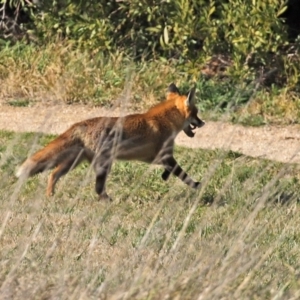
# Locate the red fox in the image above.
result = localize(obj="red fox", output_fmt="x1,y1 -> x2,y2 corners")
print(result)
16,83 -> 205,200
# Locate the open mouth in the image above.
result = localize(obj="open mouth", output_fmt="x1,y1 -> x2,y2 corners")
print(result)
189,124 -> 198,136
183,121 -> 205,138
183,124 -> 198,137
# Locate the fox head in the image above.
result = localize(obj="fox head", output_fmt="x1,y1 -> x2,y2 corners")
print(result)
167,83 -> 205,137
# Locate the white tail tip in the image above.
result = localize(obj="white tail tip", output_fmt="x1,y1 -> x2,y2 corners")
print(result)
16,165 -> 26,178
15,159 -> 34,179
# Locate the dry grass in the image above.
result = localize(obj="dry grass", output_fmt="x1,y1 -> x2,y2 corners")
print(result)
235,89 -> 300,126
1,42 -> 300,299
1,43 -> 300,126
0,43 -> 185,110
1,130 -> 300,299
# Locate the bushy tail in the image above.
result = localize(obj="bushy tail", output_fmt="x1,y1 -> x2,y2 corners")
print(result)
16,130 -> 80,179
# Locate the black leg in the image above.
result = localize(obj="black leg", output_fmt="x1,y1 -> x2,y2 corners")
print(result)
161,169 -> 171,181
95,168 -> 108,195
163,156 -> 200,189
93,140 -> 113,200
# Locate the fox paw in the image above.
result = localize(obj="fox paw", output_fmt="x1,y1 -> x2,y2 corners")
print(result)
193,182 -> 201,189
98,192 -> 112,201
46,190 -> 54,197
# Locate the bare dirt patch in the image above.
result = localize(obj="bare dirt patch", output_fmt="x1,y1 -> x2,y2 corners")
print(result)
1,103 -> 300,164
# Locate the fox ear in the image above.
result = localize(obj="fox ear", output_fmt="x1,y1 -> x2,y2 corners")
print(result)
167,83 -> 180,95
185,86 -> 196,107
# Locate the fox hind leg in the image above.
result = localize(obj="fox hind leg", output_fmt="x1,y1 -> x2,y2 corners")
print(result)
47,148 -> 93,196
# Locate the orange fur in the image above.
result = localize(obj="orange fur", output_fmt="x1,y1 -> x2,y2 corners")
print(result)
16,83 -> 205,200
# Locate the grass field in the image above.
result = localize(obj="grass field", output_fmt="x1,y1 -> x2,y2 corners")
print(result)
1,43 -> 300,127
1,129 -> 300,299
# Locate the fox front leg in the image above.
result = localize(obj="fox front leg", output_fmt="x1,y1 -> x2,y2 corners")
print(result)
161,169 -> 171,181
93,149 -> 113,201
95,173 -> 111,200
162,156 -> 201,189
94,162 -> 112,201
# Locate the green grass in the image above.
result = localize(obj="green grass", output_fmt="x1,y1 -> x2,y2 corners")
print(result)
1,43 -> 300,126
7,99 -> 31,107
1,129 -> 300,299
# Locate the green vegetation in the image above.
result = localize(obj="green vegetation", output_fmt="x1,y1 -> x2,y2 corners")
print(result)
0,0 -> 300,125
0,0 -> 288,57
1,130 -> 300,298
1,2 -> 300,297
